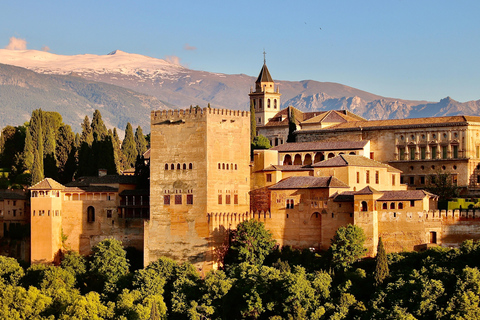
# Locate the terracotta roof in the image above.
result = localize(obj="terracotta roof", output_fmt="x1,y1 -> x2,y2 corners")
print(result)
355,186 -> 382,195
299,115 -> 480,133
0,191 -> 27,200
332,191 -> 355,202
269,176 -> 349,189
377,190 -> 438,201
256,64 -> 274,83
264,108 -> 366,128
263,165 -> 313,172
271,141 -> 368,152
30,178 -> 65,190
64,186 -> 118,193
312,155 -> 402,172
119,189 -> 149,196
66,175 -> 138,187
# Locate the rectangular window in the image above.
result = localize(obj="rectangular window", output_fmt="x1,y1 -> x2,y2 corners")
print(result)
266,174 -> 272,182
431,146 -> 437,159
375,171 -> 379,184
175,195 -> 182,205
356,172 -> 360,183
477,146 -> 480,158
477,175 -> 480,184
226,195 -> 231,205
218,195 -> 222,205
452,175 -> 458,186
187,194 -> 193,205
392,175 -> 396,186
442,146 -> 448,159
421,147 -> 426,160
409,176 -> 415,185
399,148 -> 405,160
410,147 -> 415,160
453,145 -> 458,158
106,210 -> 112,218
234,194 -> 238,205
370,152 -> 374,160
420,176 -> 425,184
164,195 -> 170,205
366,170 -> 370,184
12,210 -> 16,217
410,200 -> 415,207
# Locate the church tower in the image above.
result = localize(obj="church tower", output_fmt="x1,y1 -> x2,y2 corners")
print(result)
249,56 -> 281,127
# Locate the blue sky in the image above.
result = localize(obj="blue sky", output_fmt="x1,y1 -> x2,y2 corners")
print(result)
2,0 -> 480,102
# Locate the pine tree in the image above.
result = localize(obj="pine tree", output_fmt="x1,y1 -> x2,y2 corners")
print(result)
112,128 -> 125,173
374,237 -> 389,286
287,106 -> 296,143
134,126 -> 148,157
29,110 -> 44,178
91,110 -> 108,142
80,116 -> 93,146
122,123 -> 137,169
250,101 -> 256,144
23,129 -> 34,172
56,125 -> 76,182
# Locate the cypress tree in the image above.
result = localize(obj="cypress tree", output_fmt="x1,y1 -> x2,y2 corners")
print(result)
31,149 -> 44,185
56,125 -> 75,182
250,101 -> 256,144
287,106 -> 297,143
91,110 -> 108,142
80,116 -> 93,146
23,129 -> 34,172
122,123 -> 137,169
112,128 -> 125,173
374,237 -> 389,286
134,126 -> 148,157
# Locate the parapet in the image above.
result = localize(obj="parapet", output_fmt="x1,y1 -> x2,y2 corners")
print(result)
151,107 -> 250,123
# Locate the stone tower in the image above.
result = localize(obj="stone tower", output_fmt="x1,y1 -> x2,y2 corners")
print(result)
30,178 -> 64,264
249,60 -> 281,127
146,108 -> 251,273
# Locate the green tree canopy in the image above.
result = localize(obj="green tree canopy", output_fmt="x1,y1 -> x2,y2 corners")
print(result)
374,237 -> 389,286
122,123 -> 137,169
329,224 -> 367,272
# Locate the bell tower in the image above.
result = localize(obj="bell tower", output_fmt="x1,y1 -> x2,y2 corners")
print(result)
249,53 -> 281,127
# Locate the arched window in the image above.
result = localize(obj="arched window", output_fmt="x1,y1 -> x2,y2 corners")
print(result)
328,153 -> 335,159
267,99 -> 271,108
226,164 -> 229,170
183,163 -> 187,170
382,203 -> 387,209
390,202 -> 395,209
235,164 -> 237,170
304,154 -> 312,166
177,163 -> 181,170
87,206 -> 95,222
231,163 -> 233,170
189,163 -> 193,169
314,152 -> 324,163
398,202 -> 403,209
293,154 -> 302,165
218,163 -> 221,169
171,164 -> 175,170
274,99 -> 277,109
283,155 -> 292,165
259,99 -> 263,110
361,201 -> 368,212
222,163 -> 225,169
165,164 -> 168,170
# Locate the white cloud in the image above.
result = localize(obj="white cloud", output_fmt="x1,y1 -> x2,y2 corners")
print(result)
41,46 -> 51,52
5,36 -> 27,50
184,43 -> 197,51
165,55 -> 182,66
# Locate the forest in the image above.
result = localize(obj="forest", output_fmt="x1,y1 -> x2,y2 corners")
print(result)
1,220 -> 480,319
0,109 -> 149,188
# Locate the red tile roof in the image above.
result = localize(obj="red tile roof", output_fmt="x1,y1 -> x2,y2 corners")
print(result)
271,141 -> 368,152
269,176 -> 349,189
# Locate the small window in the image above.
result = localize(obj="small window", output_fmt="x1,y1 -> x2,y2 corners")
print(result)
165,164 -> 169,170
177,163 -> 181,170
218,163 -> 221,169
218,195 -> 222,205
87,206 -> 95,223
410,200 -> 415,207
390,202 -> 395,209
361,201 -> 368,211
187,194 -> 193,205
171,164 -> 175,170
375,171 -> 379,184
164,195 -> 170,205
189,163 -> 193,169
107,210 -> 112,218
234,194 -> 238,205
266,174 -> 272,182
366,171 -> 370,184
226,195 -> 231,205
356,172 -> 360,183
398,202 -> 403,209
183,163 -> 187,170
175,195 -> 182,205
226,164 -> 229,170
392,175 -> 396,186
13,201 -> 16,206
382,203 -> 387,209
235,164 -> 237,170
222,163 -> 225,170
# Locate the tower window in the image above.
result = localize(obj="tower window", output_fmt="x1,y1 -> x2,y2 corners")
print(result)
274,99 -> 277,109
187,194 -> 193,205
87,206 -> 95,223
189,163 -> 193,169
267,99 -> 271,108
175,195 -> 182,205
183,163 -> 187,170
164,195 -> 170,205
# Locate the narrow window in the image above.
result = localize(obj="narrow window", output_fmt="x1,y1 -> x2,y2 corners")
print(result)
218,163 -> 221,169
187,194 -> 193,205
107,210 -> 112,218
382,203 -> 387,209
266,174 -> 272,182
356,172 -> 360,183
218,195 -> 222,205
189,163 -> 193,169
392,175 -> 396,186
366,171 -> 370,184
375,171 -> 379,184
226,164 -> 229,170
420,176 -> 425,184
398,202 -> 403,209
430,231 -> 437,244
410,147 -> 415,160
390,202 -> 395,209
361,201 -> 368,211
370,152 -> 374,160
409,176 -> 415,185
410,200 -> 415,207
164,195 -> 170,205
165,164 -> 169,170
421,147 -> 426,159
431,146 -> 437,159
175,195 -> 182,205
453,145 -> 458,158
226,195 -> 231,205
234,194 -> 238,205
222,163 -> 225,170
171,164 -> 175,170
399,148 -> 405,160
177,163 -> 181,170
442,146 -> 448,159
235,164 -> 237,170
183,163 -> 187,170
87,206 -> 95,222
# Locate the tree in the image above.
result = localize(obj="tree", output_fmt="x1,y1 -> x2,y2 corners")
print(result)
225,219 -> 276,267
91,110 -> 108,142
31,149 -> 44,185
23,128 -> 34,173
287,106 -> 297,143
122,123 -> 137,169
79,116 -> 93,146
252,135 -> 271,150
0,256 -> 24,286
374,237 -> 389,286
329,224 -> 366,272
89,238 -> 129,295
134,125 -> 148,157
425,170 -> 459,200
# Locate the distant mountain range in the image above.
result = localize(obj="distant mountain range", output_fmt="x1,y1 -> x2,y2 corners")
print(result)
1,49 -> 479,132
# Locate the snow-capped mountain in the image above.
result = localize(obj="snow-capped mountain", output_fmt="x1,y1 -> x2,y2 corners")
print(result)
1,48 -> 480,132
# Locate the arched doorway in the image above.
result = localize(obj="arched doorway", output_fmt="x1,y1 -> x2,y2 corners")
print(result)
304,154 -> 312,166
293,154 -> 302,165
283,154 -> 292,165
314,152 -> 324,163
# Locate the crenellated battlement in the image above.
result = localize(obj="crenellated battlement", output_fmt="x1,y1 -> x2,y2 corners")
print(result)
151,107 -> 250,123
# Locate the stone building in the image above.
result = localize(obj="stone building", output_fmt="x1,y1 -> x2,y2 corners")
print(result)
146,108 -> 251,272
0,190 -> 29,260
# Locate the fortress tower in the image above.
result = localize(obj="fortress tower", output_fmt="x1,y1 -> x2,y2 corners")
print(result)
249,58 -> 281,127
146,108 -> 251,272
